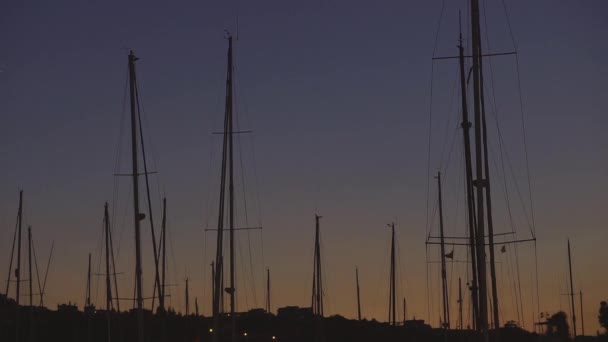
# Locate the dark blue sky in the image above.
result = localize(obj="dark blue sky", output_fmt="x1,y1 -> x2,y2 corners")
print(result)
1,0 -> 606,332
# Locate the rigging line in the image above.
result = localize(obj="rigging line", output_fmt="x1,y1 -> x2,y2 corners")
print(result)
533,240 -> 541,330
499,2 -> 536,237
426,0 -> 446,238
319,229 -> 331,314
202,229 -> 209,316
233,84 -> 258,308
115,180 -> 133,258
135,80 -> 162,311
506,243 -> 520,325
432,0 -> 446,58
425,62 -> 435,238
168,218 -> 180,311
234,62 -> 266,302
41,241 -> 54,306
480,66 -> 533,236
374,230 -> 391,320
479,2 -> 520,239
514,54 -> 536,236
4,204 -> 18,296
513,242 -> 525,328
112,67 -> 130,252
135,79 -> 165,217
438,67 -> 462,174
234,209 -> 251,310
487,138 -> 516,234
108,210 -> 121,312
93,216 -> 105,306
31,238 -> 42,303
481,0 -> 535,238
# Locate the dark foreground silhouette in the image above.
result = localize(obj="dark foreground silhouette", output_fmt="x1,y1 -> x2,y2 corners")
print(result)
1,295 -> 606,342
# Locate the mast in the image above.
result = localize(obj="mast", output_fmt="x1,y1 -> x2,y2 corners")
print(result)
211,262 -> 215,317
86,253 -> 91,308
437,172 -> 450,329
16,191 -> 23,306
160,197 -> 167,312
458,13 -> 479,330
227,34 -> 236,342
356,268 -> 361,321
388,222 -> 396,326
403,298 -> 406,325
195,298 -> 199,316
128,50 -> 145,342
212,34 -> 235,342
104,203 -> 112,342
266,269 -> 271,314
458,277 -> 463,330
470,0 -> 489,339
568,240 -> 577,337
28,227 -> 33,307
185,278 -> 189,316
579,290 -> 584,336
312,214 -> 324,317
40,241 -> 54,307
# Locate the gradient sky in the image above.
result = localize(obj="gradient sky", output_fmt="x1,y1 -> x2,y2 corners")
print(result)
1,0 -> 606,335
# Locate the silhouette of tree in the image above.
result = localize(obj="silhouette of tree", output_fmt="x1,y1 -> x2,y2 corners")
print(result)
546,311 -> 569,341
599,301 -> 608,333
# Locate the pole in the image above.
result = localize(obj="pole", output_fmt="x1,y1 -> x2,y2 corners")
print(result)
579,291 -> 584,336
470,0 -> 489,339
211,262 -> 215,317
458,277 -> 463,330
185,278 -> 189,316
437,172 -> 450,329
160,198 -> 167,312
568,240 -> 577,337
356,268 -> 361,321
388,223 -> 397,326
226,34 -> 237,342
266,269 -> 271,314
16,191 -> 23,306
313,214 -> 323,317
104,203 -> 112,342
403,298 -> 406,325
213,34 -> 234,342
128,50 -> 145,342
458,14 -> 479,330
28,227 -> 33,307
86,253 -> 91,307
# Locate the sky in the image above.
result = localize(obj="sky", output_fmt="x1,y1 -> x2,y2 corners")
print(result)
1,0 -> 607,335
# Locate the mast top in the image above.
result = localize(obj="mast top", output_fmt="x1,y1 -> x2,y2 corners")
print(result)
129,50 -> 139,62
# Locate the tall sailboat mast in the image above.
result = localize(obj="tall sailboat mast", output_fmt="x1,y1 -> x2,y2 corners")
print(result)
185,277 -> 189,316
388,222 -> 396,326
437,172 -> 450,329
458,277 -> 463,330
160,197 -> 167,312
568,240 -> 577,337
128,50 -> 145,342
356,267 -> 361,321
16,191 -> 23,305
266,269 -> 271,314
28,226 -> 33,307
5,191 -> 23,301
104,203 -> 113,342
457,14 -> 479,331
212,33 -> 236,342
312,214 -> 324,317
579,290 -> 584,336
85,253 -> 92,308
